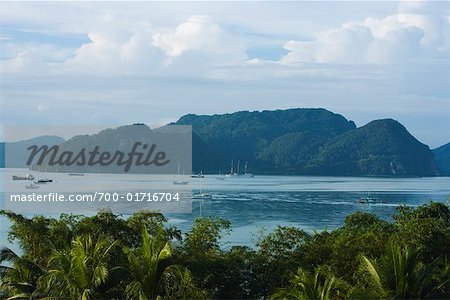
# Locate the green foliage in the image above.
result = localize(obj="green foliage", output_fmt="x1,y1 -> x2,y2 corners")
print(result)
0,202 -> 448,299
123,226 -> 179,300
182,217 -> 231,256
254,226 -> 311,296
393,202 -> 450,262
270,268 -> 349,300
0,247 -> 44,298
329,213 -> 394,282
37,235 -> 119,299
0,209 -> 202,299
358,241 -> 449,299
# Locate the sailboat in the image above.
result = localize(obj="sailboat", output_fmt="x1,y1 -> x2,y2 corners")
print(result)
173,163 -> 189,185
359,187 -> 383,204
193,175 -> 212,199
216,170 -> 225,180
243,161 -> 254,177
226,160 -> 236,177
226,160 -> 254,177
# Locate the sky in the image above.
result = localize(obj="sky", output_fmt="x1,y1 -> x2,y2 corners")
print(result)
0,1 -> 449,147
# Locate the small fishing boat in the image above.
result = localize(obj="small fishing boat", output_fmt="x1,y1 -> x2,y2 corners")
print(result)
36,178 -> 53,184
25,183 -> 39,189
68,173 -> 84,176
193,192 -> 213,199
359,189 -> 384,204
173,180 -> 189,185
359,195 -> 377,204
12,174 -> 34,181
191,171 -> 205,178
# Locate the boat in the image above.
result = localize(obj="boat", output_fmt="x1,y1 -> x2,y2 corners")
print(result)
193,192 -> 213,199
243,161 -> 254,177
173,178 -> 189,185
191,171 -> 205,178
36,178 -> 53,184
359,189 -> 383,204
359,195 -> 377,204
25,183 -> 39,189
226,160 -> 241,176
226,160 -> 254,177
215,170 -> 225,180
173,163 -> 189,185
226,160 -> 236,176
68,173 -> 84,176
173,180 -> 189,185
12,174 -> 35,181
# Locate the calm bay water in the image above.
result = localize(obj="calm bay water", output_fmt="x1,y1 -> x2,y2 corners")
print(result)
1,168 -> 449,248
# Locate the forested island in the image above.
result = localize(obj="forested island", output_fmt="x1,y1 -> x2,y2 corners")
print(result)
177,109 -> 443,176
2,108 -> 449,176
1,202 -> 449,299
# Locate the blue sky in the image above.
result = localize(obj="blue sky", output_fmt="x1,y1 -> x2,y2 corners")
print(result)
0,1 -> 449,147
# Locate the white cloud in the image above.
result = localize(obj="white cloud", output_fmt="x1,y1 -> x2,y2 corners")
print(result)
0,49 -> 50,74
280,1 -> 449,65
60,28 -> 163,75
152,15 -> 246,65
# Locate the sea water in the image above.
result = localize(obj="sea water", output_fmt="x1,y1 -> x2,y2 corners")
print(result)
1,168 -> 449,249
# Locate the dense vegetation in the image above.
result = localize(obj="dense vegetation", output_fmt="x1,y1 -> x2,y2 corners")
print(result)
308,119 -> 439,176
433,142 -> 450,176
176,108 -> 356,174
1,202 -> 449,299
176,109 -> 440,176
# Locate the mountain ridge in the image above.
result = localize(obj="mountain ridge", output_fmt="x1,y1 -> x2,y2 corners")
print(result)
1,108 -> 444,176
175,109 -> 440,176
433,142 -> 450,175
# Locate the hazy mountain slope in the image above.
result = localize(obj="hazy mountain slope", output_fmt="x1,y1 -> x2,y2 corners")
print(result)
2,136 -> 65,168
433,142 -> 450,175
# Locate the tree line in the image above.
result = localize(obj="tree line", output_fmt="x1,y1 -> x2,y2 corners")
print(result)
1,202 -> 449,299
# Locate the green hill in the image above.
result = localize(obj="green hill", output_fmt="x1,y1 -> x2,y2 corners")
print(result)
433,142 -> 450,175
306,119 -> 439,176
7,109 -> 441,177
176,111 -> 439,176
175,108 -> 356,174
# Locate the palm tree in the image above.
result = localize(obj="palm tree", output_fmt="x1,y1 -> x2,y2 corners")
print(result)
270,268 -> 348,300
360,241 -> 449,299
123,226 -> 183,300
37,234 -> 119,299
0,247 -> 43,299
